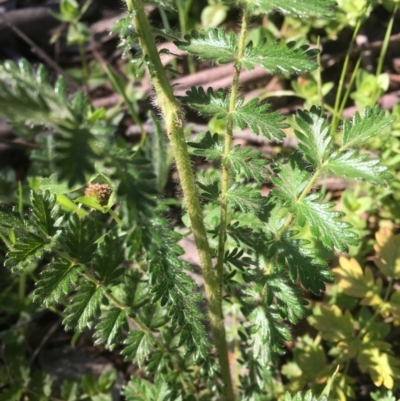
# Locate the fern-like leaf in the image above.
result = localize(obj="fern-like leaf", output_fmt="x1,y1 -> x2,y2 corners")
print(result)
93,308 -> 128,350
31,191 -> 62,237
91,236 -> 124,285
5,232 -> 59,270
322,149 -> 391,186
63,283 -> 104,331
227,184 -> 264,213
174,29 -> 237,64
228,146 -> 268,182
296,193 -> 358,252
234,97 -> 287,140
341,106 -> 395,150
271,155 -> 309,204
63,214 -> 98,264
188,131 -> 224,161
242,40 -> 318,74
34,260 -> 80,306
180,86 -> 229,118
269,234 -> 332,293
265,274 -> 308,323
248,0 -> 336,18
294,107 -> 332,167
122,331 -> 156,367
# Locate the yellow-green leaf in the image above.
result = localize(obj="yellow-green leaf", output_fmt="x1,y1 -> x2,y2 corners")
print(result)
333,257 -> 382,306
374,230 -> 400,279
310,305 -> 354,343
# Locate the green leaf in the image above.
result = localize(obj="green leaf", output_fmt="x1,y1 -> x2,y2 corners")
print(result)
31,191 -> 61,236
293,107 -> 332,167
93,308 -> 128,350
111,12 -> 139,57
322,149 -> 390,186
188,131 -> 223,161
227,184 -> 264,213
122,331 -> 155,367
265,274 -> 309,323
34,260 -> 80,306
341,106 -> 395,150
242,40 -> 318,74
64,214 -> 98,264
174,29 -> 237,64
233,97 -> 287,140
295,193 -> 359,252
268,233 -> 332,293
247,304 -> 291,364
248,0 -> 336,17
228,146 -> 268,182
5,231 -> 57,270
180,86 -> 229,118
63,283 -> 104,331
271,154 -> 310,204
92,236 -> 124,285
56,127 -> 98,186
123,376 -> 170,401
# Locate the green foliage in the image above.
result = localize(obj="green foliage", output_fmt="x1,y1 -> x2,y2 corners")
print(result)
0,0 -> 396,399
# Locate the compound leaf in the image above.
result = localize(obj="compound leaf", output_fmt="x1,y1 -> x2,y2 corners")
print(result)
249,0 -> 336,17
34,260 -> 80,306
294,107 -> 332,167
122,331 -> 155,367
63,283 -> 104,331
180,86 -> 229,118
322,149 -> 390,186
242,40 -> 318,74
228,145 -> 268,182
233,97 -> 287,140
174,29 -> 237,64
341,106 -> 395,150
295,193 -> 358,252
94,308 -> 128,350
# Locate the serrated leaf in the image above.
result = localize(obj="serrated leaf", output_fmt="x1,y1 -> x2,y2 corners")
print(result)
174,28 -> 237,64
322,149 -> 390,186
333,257 -> 382,305
34,260 -> 80,306
180,86 -> 229,118
374,230 -> 400,279
228,145 -> 268,182
64,214 -> 98,264
233,97 -> 287,139
122,331 -> 155,367
63,283 -> 104,331
56,127 -> 98,186
92,236 -> 124,285
271,154 -> 310,204
266,274 -> 308,323
93,308 -> 128,350
227,184 -> 264,213
294,107 -> 332,167
5,231 -> 58,270
249,0 -> 336,17
248,305 -> 291,364
31,190 -> 61,236
295,193 -> 358,252
242,40 -> 318,74
269,234 -> 331,293
341,106 -> 395,149
188,131 -> 223,160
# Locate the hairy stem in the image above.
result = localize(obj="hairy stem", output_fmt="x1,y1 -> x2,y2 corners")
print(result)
125,0 -> 234,397
216,7 -> 249,285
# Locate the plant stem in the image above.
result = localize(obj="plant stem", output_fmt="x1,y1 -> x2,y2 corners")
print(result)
376,3 -> 399,77
216,7 -> 249,284
331,2 -> 370,134
126,0 -> 234,398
